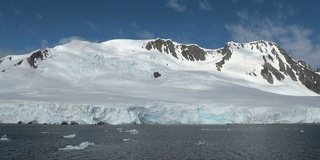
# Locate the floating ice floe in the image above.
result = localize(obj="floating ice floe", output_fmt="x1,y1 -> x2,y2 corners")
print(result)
117,128 -> 123,132
122,138 -> 131,142
1,135 -> 10,141
300,130 -> 305,133
40,132 -> 49,134
63,134 -> 76,138
196,141 -> 206,145
58,141 -> 95,151
125,129 -> 139,134
201,128 -> 213,131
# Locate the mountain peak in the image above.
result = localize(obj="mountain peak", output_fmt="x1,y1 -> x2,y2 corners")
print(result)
0,38 -> 319,95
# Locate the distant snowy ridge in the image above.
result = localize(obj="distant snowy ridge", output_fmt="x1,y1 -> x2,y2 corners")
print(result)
0,38 -> 319,125
145,39 -> 320,94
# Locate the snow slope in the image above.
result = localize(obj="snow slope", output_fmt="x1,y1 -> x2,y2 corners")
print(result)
0,39 -> 319,124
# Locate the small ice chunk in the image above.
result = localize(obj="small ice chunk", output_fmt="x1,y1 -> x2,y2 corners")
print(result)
58,141 -> 95,151
117,128 -> 123,132
300,130 -> 304,133
122,138 -> 131,142
196,141 -> 206,145
1,134 -> 10,141
63,134 -> 76,138
125,129 -> 139,134
40,132 -> 49,134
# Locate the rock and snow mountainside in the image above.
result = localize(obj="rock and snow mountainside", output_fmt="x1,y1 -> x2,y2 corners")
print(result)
0,38 -> 319,124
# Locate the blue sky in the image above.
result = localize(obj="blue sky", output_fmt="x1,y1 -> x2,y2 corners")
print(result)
0,0 -> 319,68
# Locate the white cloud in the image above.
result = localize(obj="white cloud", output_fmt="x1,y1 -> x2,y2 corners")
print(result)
274,3 -> 299,20
252,0 -> 264,4
132,21 -> 154,39
37,13 -> 43,19
20,25 -> 37,35
236,10 -> 249,20
132,21 -> 140,30
137,30 -> 154,39
166,0 -> 186,12
85,21 -> 100,30
226,6 -> 320,69
199,0 -> 212,11
41,39 -> 48,49
58,36 -> 86,45
14,9 -> 21,16
0,49 -> 11,58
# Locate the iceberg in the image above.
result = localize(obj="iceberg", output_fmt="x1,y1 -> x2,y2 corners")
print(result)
1,134 -> 10,141
125,129 -> 139,134
122,139 -> 131,142
58,141 -> 95,151
196,141 -> 206,145
63,134 -> 76,138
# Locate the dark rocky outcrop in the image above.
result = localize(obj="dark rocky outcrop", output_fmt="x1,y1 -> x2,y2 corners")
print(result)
216,43 -> 232,71
61,121 -> 69,125
316,68 -> 320,72
70,121 -> 78,125
27,120 -> 38,124
180,45 -> 207,61
146,38 -> 209,61
297,60 -> 312,70
275,44 -> 320,93
153,72 -> 161,78
267,54 -> 274,62
14,60 -> 23,66
27,49 -> 48,68
261,67 -> 274,84
261,62 -> 285,82
97,121 -> 109,125
146,39 -> 178,59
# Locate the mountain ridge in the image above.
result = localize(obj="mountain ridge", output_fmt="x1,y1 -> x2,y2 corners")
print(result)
0,38 -> 319,95
1,38 -> 320,125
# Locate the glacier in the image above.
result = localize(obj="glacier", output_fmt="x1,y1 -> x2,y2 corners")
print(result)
0,39 -> 320,125
1,99 -> 320,124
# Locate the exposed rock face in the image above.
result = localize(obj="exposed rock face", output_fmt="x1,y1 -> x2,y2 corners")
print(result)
274,45 -> 320,93
316,68 -> 320,72
145,39 -> 320,94
145,38 -> 209,61
153,72 -> 161,78
14,60 -> 23,66
261,66 -> 274,84
27,50 -> 48,68
180,44 -> 207,61
146,39 -> 178,59
261,62 -> 285,83
215,43 -> 232,71
297,60 -> 312,70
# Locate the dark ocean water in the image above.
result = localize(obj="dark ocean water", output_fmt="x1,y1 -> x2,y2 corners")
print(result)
1,124 -> 320,160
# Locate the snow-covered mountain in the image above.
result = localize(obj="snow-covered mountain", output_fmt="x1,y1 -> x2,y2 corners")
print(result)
0,38 -> 319,125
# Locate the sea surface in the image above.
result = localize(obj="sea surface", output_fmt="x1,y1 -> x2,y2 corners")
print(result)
1,124 -> 320,160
